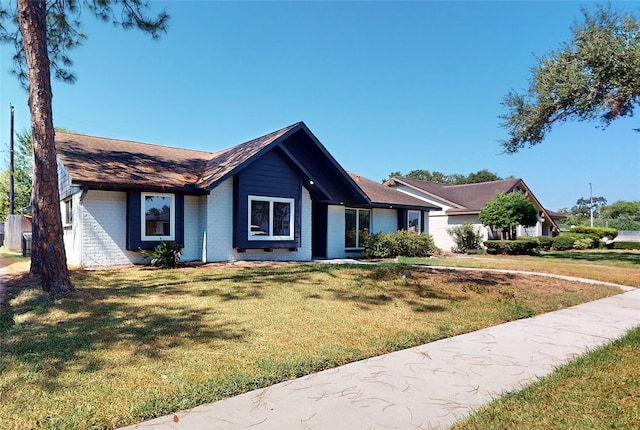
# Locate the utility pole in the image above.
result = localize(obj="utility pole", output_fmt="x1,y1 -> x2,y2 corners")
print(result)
589,182 -> 593,228
9,103 -> 15,215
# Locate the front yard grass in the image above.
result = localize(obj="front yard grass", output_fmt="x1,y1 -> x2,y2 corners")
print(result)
401,249 -> 640,287
0,255 -> 634,429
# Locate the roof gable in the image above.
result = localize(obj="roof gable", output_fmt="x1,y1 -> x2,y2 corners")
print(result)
387,176 -> 561,233
55,122 -> 369,204
387,177 -> 522,212
349,173 -> 438,209
197,123 -> 300,188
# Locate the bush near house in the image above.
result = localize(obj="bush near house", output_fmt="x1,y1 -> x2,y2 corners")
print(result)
552,233 -> 597,251
571,226 -> 618,241
551,233 -> 600,251
447,222 -> 484,253
363,230 -> 437,258
140,241 -> 184,269
516,236 -> 554,251
484,239 -> 539,255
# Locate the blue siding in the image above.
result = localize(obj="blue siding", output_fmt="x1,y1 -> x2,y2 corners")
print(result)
233,148 -> 302,250
281,130 -> 368,204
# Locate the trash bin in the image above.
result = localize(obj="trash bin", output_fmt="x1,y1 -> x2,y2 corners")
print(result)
22,232 -> 32,257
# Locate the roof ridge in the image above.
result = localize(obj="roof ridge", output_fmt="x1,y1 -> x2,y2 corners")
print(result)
55,130 -> 216,157
438,178 -> 521,188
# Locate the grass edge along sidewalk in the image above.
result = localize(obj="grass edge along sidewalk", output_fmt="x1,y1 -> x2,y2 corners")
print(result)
453,324 -> 640,429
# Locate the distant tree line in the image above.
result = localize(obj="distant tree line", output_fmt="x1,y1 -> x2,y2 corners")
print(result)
383,169 -> 506,184
558,198 -> 640,231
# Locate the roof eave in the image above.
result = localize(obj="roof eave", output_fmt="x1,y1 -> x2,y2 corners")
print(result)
71,181 -> 208,195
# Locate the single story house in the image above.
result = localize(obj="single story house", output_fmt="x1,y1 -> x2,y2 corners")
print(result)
384,177 -> 563,252
56,122 -> 437,267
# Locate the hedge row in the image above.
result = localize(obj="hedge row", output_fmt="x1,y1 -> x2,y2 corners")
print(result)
363,230 -> 437,258
570,226 -> 618,240
484,239 -> 539,255
485,232 -> 609,255
608,241 -> 640,250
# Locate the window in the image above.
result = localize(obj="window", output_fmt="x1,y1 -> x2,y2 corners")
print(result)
248,196 -> 294,240
64,198 -> 73,226
345,208 -> 370,248
408,210 -> 421,233
141,192 -> 175,241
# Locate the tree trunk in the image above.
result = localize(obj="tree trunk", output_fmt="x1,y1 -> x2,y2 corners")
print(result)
17,0 -> 73,293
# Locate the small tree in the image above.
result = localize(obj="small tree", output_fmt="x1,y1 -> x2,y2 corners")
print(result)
447,222 -> 483,253
0,130 -> 32,220
479,191 -> 538,240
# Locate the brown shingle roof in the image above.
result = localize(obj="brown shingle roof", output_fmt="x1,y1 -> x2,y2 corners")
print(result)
197,123 -> 301,187
56,131 -> 212,191
55,123 -> 303,192
349,173 -> 438,209
392,177 -> 522,213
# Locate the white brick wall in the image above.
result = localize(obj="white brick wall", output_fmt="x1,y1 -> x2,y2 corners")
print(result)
326,205 -> 346,259
62,191 -> 82,267
371,208 -> 397,233
204,178 -> 235,262
431,214 -> 490,253
181,195 -> 202,262
79,190 -> 141,267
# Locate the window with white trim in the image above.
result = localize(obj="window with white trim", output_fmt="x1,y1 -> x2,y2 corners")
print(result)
345,208 -> 370,248
63,198 -> 73,226
248,196 -> 295,240
408,210 -> 421,233
141,192 -> 175,241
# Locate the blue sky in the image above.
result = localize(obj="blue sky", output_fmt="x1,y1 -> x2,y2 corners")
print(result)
1,0 -> 639,211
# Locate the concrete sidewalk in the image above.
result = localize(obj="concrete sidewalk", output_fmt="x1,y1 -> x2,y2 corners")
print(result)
121,287 -> 640,430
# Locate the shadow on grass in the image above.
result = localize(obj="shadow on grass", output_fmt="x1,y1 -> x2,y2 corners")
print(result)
0,263 -> 545,395
1,271 -> 249,393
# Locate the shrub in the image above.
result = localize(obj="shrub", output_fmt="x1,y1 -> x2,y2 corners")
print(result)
610,241 -> 640,250
552,233 -> 596,250
447,222 -> 483,253
516,236 -> 554,251
140,241 -> 184,269
571,226 -> 618,240
572,237 -> 594,250
535,236 -> 554,251
552,234 -> 576,251
483,240 -> 538,255
363,230 -> 437,258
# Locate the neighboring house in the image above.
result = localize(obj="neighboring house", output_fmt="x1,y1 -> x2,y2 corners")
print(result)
384,177 -> 563,252
55,122 -> 436,267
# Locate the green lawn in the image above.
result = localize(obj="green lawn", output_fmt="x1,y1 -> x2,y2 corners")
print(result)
0,250 -> 637,429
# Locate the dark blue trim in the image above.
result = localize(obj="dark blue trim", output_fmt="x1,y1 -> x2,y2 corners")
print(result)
126,191 -> 184,250
312,201 -> 328,258
397,209 -> 407,230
